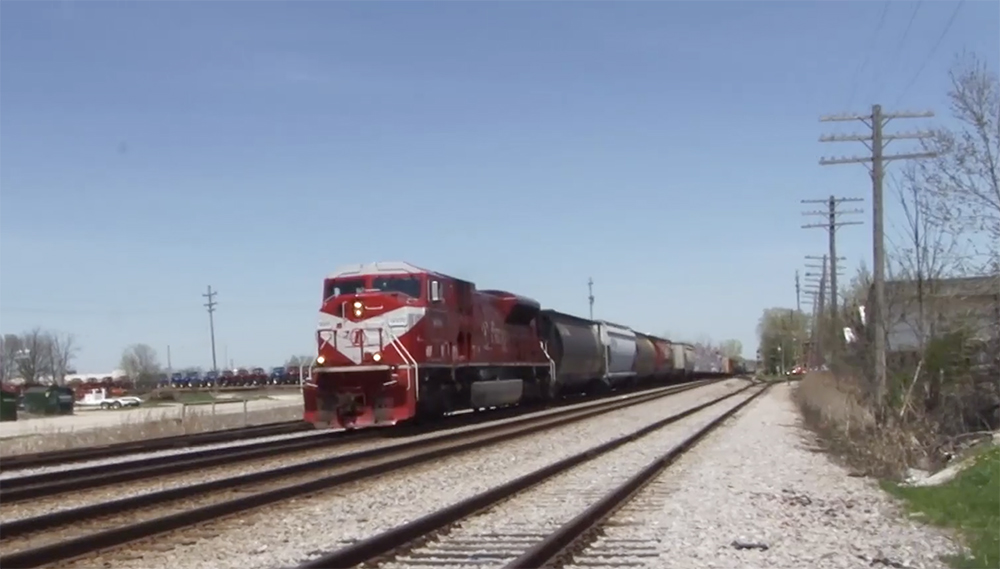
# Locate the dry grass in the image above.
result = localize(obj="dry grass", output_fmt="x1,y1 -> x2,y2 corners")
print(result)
0,403 -> 304,457
793,371 -> 934,479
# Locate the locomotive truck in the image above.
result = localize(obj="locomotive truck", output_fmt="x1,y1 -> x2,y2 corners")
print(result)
305,261 -> 735,430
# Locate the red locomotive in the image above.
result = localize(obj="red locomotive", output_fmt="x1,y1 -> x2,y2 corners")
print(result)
306,262 -> 554,429
305,261 -> 737,430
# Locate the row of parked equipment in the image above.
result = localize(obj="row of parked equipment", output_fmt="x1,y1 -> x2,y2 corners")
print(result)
160,366 -> 307,388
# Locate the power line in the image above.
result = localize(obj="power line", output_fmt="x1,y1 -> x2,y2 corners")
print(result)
847,1 -> 891,109
203,286 -> 219,373
802,196 -> 865,329
819,105 -> 937,415
877,0 -> 924,99
894,0 -> 964,106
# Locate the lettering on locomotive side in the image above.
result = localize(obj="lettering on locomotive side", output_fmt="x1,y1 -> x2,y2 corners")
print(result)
481,321 -> 508,352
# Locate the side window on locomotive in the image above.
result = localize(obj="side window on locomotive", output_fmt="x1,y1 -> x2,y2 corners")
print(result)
429,280 -> 442,303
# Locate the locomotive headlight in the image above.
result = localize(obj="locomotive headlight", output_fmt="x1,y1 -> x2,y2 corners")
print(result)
353,301 -> 363,309
353,301 -> 364,317
372,352 -> 382,362
316,355 -> 326,365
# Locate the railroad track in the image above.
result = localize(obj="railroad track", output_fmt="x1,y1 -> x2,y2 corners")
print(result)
0,426 -> 364,502
0,381 -> 714,569
294,382 -> 770,569
0,381 -> 706,503
0,420 -> 312,473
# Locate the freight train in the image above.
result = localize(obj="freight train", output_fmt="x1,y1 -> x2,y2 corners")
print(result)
304,262 -> 741,430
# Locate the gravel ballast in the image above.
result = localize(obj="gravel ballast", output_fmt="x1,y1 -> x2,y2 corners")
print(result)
0,430 -> 331,482
566,382 -> 962,569
1,386 -> 697,525
63,379 -> 749,569
376,388 -> 758,569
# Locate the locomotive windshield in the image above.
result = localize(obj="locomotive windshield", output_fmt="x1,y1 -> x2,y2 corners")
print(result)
372,276 -> 423,298
324,278 -> 366,300
323,275 -> 423,300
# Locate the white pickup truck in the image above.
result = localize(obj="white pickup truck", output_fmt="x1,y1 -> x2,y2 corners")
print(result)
76,388 -> 143,410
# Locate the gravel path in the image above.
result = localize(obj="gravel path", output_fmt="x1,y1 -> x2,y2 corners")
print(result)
565,382 -> 962,569
63,379 -> 749,569
376,388 -> 758,569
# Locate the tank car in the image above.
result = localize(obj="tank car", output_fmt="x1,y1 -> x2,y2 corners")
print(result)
306,262 -> 553,429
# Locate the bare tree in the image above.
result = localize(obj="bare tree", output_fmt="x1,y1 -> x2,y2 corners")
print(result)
46,332 -> 78,386
694,334 -> 714,350
0,334 -> 23,383
756,308 -> 810,374
912,51 -> 1000,270
16,328 -> 55,384
718,339 -> 743,359
889,172 -> 966,350
285,355 -> 315,367
120,344 -> 162,388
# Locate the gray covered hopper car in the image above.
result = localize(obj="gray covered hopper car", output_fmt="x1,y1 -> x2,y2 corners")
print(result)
536,310 -> 604,392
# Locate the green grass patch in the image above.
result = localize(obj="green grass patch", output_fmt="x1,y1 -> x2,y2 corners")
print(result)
882,446 -> 1000,569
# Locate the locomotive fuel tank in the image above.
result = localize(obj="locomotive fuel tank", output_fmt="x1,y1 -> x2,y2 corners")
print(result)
633,333 -> 657,380
595,321 -> 637,387
536,310 -> 603,391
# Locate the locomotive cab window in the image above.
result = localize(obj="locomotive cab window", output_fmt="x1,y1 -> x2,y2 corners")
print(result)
372,276 -> 423,299
324,278 -> 366,300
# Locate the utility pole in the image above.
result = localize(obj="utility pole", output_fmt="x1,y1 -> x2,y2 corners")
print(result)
588,277 -> 595,320
167,345 -> 172,374
801,196 -> 864,322
804,254 -> 837,367
203,286 -> 219,372
795,270 -> 801,313
820,105 -> 936,413
805,254 -> 845,310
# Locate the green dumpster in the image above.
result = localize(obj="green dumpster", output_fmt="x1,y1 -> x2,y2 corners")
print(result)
52,386 -> 75,415
21,385 -> 75,416
0,389 -> 17,422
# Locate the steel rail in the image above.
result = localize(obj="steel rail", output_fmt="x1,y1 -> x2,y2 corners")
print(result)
0,381 -> 711,502
0,382 -> 708,568
0,429 -> 364,502
294,382 -> 765,569
505,382 -> 772,568
0,420 -> 311,472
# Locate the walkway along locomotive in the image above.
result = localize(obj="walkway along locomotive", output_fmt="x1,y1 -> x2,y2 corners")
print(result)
304,262 -> 733,430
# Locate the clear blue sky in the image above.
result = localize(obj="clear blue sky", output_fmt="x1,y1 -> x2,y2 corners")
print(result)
1,1 -> 997,372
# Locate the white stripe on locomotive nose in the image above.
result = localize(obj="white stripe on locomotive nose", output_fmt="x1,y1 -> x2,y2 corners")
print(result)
318,305 -> 426,365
